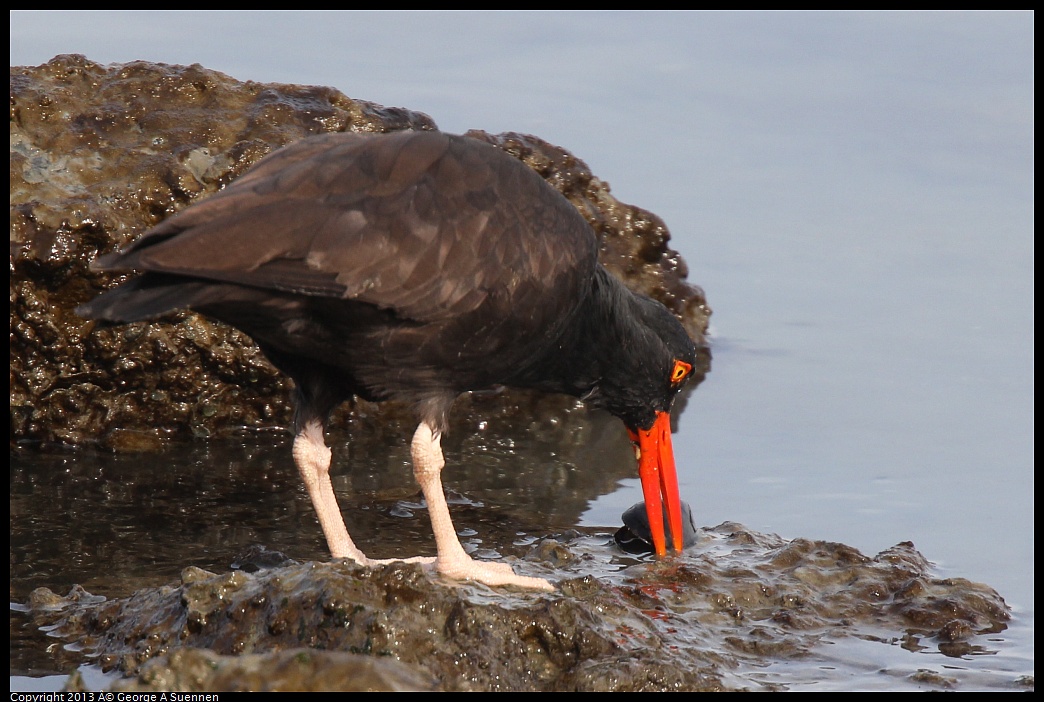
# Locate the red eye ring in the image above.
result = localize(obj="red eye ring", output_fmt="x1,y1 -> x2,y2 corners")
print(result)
670,359 -> 692,383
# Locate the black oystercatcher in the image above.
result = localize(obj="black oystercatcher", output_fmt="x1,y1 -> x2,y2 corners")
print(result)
77,130 -> 699,591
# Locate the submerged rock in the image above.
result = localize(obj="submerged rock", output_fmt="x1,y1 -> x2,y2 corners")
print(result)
24,524 -> 1011,692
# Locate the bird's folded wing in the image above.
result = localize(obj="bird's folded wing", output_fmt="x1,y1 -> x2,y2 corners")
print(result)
92,131 -> 598,323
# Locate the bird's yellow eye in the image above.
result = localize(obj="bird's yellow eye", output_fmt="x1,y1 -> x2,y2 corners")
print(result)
670,359 -> 692,384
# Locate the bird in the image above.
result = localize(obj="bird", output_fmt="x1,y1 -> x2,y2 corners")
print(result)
76,130 -> 699,591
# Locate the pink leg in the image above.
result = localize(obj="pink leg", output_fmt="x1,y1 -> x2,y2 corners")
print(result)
293,418 -> 434,567
292,419 -> 369,563
411,421 -> 554,591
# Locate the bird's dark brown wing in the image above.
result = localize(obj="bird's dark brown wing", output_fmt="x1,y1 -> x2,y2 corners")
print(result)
94,131 -> 598,324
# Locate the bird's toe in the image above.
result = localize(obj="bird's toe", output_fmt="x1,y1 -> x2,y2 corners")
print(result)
437,554 -> 554,592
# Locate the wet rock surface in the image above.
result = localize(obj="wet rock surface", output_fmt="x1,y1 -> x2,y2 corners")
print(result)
10,54 -> 710,449
24,525 -> 1012,692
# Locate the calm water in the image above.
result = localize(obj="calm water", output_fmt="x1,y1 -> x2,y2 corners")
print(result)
10,10 -> 1033,689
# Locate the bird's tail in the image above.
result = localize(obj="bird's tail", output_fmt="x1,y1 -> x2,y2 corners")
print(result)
75,275 -> 214,323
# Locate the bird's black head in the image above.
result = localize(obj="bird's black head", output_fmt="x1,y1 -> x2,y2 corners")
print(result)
579,279 -> 700,432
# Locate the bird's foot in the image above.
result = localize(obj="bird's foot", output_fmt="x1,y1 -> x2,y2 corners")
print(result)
342,552 -> 550,591
435,552 -> 554,592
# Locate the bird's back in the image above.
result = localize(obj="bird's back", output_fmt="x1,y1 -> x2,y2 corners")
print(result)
79,131 -> 600,403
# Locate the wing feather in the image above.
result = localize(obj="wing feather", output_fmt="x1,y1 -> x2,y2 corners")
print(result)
93,131 -> 597,324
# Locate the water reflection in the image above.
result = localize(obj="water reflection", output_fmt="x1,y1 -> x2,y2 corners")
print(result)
10,403 -> 665,600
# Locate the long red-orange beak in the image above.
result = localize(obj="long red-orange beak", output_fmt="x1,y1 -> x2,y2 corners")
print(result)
627,411 -> 684,556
